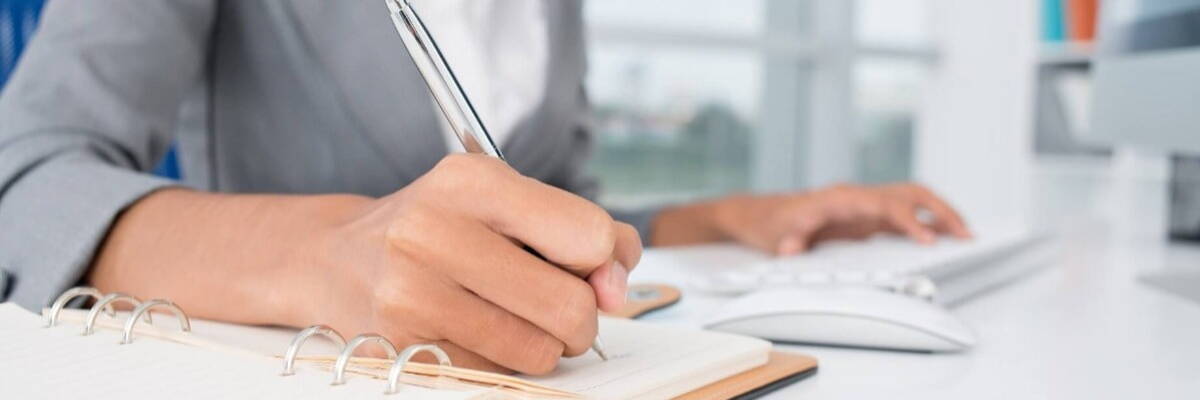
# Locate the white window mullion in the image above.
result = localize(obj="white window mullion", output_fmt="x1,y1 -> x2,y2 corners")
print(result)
805,0 -> 858,188
755,0 -> 812,192
757,0 -> 858,192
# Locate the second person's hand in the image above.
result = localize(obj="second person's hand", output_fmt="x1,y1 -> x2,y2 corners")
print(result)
652,183 -> 970,255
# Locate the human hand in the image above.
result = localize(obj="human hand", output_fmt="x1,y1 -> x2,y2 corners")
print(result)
295,154 -> 642,374
652,183 -> 969,255
714,183 -> 970,255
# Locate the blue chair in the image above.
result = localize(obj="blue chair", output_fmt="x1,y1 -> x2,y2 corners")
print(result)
1,0 -> 45,88
2,0 -> 181,179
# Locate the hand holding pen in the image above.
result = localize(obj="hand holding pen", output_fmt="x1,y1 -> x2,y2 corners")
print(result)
282,154 -> 641,374
381,0 -> 629,363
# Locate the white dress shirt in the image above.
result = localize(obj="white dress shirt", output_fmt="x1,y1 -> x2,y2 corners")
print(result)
413,0 -> 550,152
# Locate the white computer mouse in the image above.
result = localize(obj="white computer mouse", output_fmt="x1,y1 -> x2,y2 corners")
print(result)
703,287 -> 977,352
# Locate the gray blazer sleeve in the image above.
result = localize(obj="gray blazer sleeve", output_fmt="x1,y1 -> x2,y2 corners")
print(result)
0,0 -> 215,310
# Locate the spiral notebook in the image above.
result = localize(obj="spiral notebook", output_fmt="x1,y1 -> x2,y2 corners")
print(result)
0,287 -> 794,399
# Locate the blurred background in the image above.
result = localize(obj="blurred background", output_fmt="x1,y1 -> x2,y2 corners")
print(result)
583,0 -> 933,208
3,0 -> 1197,241
580,0 -> 1200,246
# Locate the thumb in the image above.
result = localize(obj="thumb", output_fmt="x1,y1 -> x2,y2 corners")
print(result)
587,260 -> 629,313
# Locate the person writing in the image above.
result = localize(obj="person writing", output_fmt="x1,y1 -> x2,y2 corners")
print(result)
0,0 -> 969,374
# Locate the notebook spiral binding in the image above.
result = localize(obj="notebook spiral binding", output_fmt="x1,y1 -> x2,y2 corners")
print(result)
44,286 -> 451,395
283,324 -> 454,394
42,286 -> 191,343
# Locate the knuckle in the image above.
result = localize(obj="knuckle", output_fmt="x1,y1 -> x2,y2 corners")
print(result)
431,154 -> 507,188
859,198 -> 885,216
384,205 -> 437,249
615,222 -> 643,263
435,153 -> 480,174
384,217 -> 414,247
555,280 -> 599,349
430,155 -> 468,182
578,208 -> 617,266
521,336 -> 564,375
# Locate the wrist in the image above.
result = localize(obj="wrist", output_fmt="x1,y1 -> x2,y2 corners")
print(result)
270,194 -> 374,327
707,193 -> 754,238
650,196 -> 737,246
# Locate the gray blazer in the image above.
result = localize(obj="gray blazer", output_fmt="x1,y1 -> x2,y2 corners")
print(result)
0,0 -> 655,310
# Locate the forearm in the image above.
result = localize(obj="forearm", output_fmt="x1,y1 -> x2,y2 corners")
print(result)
86,189 -> 370,327
649,197 -> 731,247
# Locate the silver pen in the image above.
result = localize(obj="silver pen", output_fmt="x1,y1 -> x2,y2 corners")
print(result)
382,0 -> 610,362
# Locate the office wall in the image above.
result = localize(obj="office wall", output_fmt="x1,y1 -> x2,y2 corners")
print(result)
917,0 -> 1038,227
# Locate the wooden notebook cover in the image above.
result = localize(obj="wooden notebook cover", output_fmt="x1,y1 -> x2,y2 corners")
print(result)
675,351 -> 817,400
611,284 -> 819,399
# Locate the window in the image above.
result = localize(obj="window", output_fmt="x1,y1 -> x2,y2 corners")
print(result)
584,0 -> 935,208
584,0 -> 765,208
854,0 -> 934,184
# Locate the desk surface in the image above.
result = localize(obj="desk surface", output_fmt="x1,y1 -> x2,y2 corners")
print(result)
631,221 -> 1200,399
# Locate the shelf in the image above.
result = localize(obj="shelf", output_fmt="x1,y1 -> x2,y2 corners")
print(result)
1038,42 -> 1094,66
856,44 -> 939,63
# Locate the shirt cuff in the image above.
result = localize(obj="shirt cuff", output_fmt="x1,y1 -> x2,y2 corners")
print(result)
0,159 -> 175,311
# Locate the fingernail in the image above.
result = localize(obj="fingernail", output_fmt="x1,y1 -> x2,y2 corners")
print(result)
777,236 -> 803,255
609,261 -> 628,305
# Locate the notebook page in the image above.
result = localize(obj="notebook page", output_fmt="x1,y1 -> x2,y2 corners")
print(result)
522,317 -> 770,399
272,318 -> 773,399
0,304 -> 483,400
47,307 -> 771,399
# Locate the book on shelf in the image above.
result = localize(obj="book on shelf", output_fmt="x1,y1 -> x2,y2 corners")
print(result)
1042,0 -> 1098,43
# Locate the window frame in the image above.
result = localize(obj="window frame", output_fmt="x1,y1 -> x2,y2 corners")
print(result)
585,0 -> 938,195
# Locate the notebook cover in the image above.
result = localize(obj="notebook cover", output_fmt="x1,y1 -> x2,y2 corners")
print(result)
675,351 -> 818,400
614,283 -> 819,399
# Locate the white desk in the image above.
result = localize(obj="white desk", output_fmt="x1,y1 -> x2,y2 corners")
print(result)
632,224 -> 1200,399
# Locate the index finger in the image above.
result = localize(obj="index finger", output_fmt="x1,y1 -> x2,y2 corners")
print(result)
437,155 -> 632,276
912,188 -> 971,238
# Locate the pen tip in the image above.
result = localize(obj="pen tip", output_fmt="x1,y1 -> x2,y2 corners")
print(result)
592,339 -> 609,361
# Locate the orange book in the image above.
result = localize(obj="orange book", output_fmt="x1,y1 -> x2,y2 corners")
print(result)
1067,0 -> 1098,41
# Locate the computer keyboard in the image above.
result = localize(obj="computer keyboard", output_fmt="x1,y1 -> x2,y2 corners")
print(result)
689,228 -> 1051,305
